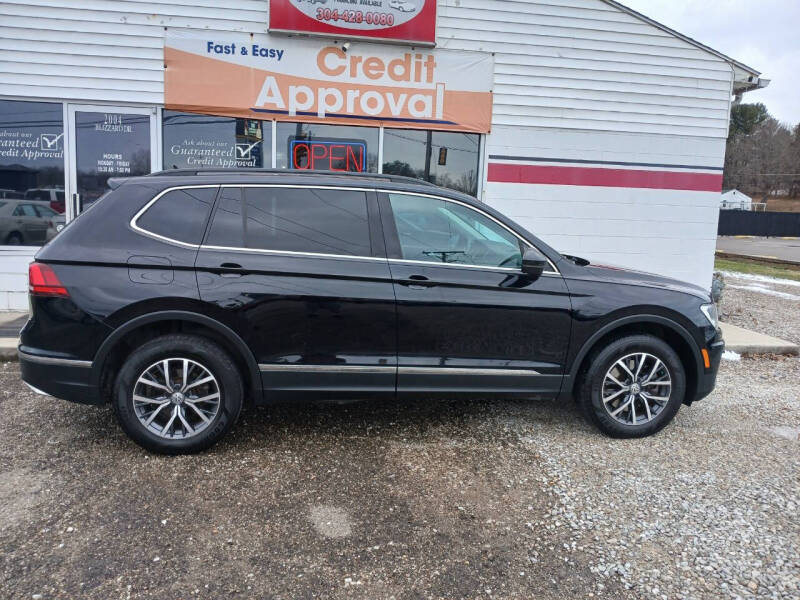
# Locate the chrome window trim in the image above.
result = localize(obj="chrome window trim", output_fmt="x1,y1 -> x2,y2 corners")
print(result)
130,183 -> 561,276
383,189 -> 560,275
201,244 -> 386,263
18,350 -> 92,368
130,184 -> 219,249
387,257 -> 560,276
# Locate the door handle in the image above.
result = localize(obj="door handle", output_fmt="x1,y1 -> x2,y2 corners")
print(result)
219,262 -> 244,277
406,274 -> 431,290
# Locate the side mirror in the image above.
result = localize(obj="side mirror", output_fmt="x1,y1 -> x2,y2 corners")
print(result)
521,248 -> 547,279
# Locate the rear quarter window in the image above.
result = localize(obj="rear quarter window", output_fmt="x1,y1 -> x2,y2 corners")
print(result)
136,187 -> 217,245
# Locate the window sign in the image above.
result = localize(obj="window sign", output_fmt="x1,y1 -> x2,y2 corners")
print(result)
0,100 -> 65,225
276,122 -> 378,172
74,111 -> 151,210
289,138 -> 367,172
163,111 -> 270,169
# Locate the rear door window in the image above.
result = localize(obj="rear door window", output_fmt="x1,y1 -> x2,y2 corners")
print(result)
205,186 -> 372,257
136,186 -> 217,245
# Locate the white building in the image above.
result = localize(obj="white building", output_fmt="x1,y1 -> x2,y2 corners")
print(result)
0,0 -> 767,310
720,189 -> 753,210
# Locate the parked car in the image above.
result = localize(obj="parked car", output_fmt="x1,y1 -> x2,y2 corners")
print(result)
0,188 -> 24,199
388,0 -> 416,12
24,187 -> 66,214
19,170 -> 724,454
0,200 -> 64,245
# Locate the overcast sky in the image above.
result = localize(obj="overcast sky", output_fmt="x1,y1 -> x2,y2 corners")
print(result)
620,0 -> 800,127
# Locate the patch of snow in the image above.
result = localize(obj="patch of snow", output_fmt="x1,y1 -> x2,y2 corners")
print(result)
718,270 -> 800,288
769,425 -> 799,441
722,350 -> 741,361
726,284 -> 800,301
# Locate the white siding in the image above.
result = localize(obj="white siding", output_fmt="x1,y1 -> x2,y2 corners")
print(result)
1,0 -> 735,136
0,248 -> 36,311
437,0 -> 734,138
0,0 -> 269,104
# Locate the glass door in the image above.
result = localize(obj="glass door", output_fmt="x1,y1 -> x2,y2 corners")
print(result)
66,105 -> 159,219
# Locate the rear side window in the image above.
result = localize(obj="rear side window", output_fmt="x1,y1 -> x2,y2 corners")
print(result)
206,186 -> 371,257
13,204 -> 38,217
136,187 -> 217,245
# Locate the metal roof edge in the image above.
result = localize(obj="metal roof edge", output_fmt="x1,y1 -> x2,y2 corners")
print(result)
601,0 -> 761,77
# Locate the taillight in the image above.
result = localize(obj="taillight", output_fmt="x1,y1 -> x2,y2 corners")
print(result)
29,262 -> 69,297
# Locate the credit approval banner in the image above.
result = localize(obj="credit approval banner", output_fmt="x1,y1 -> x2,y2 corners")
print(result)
269,0 -> 436,46
164,32 -> 493,134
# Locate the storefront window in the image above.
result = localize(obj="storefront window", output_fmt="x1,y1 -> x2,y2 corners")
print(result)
383,129 -> 481,196
163,111 -> 271,170
276,122 -> 378,173
0,100 -> 66,244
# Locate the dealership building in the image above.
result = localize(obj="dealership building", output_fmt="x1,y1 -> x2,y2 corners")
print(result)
0,0 -> 766,310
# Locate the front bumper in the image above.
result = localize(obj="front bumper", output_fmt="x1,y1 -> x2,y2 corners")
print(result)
18,348 -> 102,405
692,334 -> 724,403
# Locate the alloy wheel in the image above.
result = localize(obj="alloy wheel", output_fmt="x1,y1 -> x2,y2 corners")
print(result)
132,357 -> 221,439
601,352 -> 672,426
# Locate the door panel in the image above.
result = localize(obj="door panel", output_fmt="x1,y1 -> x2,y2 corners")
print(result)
196,250 -> 397,397
380,192 -> 572,395
196,186 -> 397,399
390,262 -> 571,394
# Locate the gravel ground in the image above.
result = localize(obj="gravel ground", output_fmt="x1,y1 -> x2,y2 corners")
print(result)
1,284 -> 798,599
718,270 -> 800,344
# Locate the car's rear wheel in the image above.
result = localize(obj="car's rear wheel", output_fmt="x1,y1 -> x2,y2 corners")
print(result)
579,334 -> 685,438
112,334 -> 243,454
5,231 -> 22,245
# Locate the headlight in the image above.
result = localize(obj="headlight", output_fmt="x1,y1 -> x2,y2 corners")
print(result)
56,224 -> 64,232
700,303 -> 718,328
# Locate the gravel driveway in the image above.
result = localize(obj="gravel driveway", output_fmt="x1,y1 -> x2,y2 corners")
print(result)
719,270 -> 800,344
1,296 -> 798,599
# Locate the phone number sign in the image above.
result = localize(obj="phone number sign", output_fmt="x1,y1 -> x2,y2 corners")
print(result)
269,0 -> 436,46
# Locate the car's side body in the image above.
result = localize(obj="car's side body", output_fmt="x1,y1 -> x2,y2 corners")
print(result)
19,171 -> 723,418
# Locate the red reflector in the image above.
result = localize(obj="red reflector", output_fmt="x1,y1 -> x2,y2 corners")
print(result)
29,263 -> 69,297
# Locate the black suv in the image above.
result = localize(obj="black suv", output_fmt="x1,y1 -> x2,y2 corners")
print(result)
19,170 -> 724,454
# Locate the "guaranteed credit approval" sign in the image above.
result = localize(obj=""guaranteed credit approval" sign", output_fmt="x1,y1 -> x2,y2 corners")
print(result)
164,32 -> 493,133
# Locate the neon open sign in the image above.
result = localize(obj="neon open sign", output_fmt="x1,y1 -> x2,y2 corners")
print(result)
289,138 -> 367,172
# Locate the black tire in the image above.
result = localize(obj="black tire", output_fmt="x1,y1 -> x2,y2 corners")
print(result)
578,334 -> 686,438
112,334 -> 243,454
5,231 -> 23,245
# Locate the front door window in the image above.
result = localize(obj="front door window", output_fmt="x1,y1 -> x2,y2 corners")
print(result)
387,193 -> 523,268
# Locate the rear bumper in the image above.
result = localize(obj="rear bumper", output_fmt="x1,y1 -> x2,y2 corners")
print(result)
18,348 -> 102,405
692,336 -> 724,403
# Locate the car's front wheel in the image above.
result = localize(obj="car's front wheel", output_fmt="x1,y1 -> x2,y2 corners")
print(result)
579,334 -> 686,438
112,334 -> 243,454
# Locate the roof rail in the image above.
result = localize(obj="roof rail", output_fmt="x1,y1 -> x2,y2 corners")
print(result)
143,168 -> 439,187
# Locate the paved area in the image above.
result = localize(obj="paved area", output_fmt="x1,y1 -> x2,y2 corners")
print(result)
717,236 -> 800,264
718,270 -> 800,346
2,355 -> 799,599
720,322 -> 799,356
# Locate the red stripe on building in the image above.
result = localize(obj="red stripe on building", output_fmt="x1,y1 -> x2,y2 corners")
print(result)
488,163 -> 723,192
